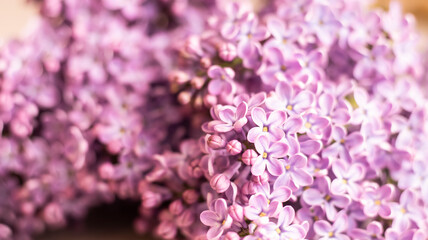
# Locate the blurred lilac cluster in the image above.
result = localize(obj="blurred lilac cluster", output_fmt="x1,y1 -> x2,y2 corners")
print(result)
0,0 -> 211,239
1,0 -> 428,239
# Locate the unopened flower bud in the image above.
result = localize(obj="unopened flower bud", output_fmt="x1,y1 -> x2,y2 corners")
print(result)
134,218 -> 150,234
200,57 -> 212,68
188,159 -> 203,178
176,209 -> 195,227
210,173 -> 230,193
251,171 -> 269,184
142,191 -> 162,209
0,224 -> 12,239
224,232 -> 240,240
241,182 -> 256,195
169,71 -> 189,84
182,189 -> 199,204
185,35 -> 204,57
226,140 -> 242,155
178,91 -> 192,105
169,200 -> 184,215
191,76 -> 205,89
242,149 -> 258,165
203,94 -> 217,107
21,202 -> 35,216
207,135 -> 226,149
43,203 -> 65,227
228,204 -> 244,222
219,43 -> 237,61
43,0 -> 62,18
156,221 -> 177,240
99,162 -> 115,179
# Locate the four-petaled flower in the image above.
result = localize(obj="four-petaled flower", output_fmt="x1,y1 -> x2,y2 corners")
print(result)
360,184 -> 394,219
314,211 -> 350,240
247,107 -> 286,143
266,81 -> 315,115
207,65 -> 236,96
252,135 -> 289,176
200,198 -> 233,240
274,153 -> 313,191
302,176 -> 351,221
244,194 -> 282,223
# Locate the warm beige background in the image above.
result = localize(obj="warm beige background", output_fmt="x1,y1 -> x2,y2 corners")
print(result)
0,0 -> 38,42
0,0 -> 427,239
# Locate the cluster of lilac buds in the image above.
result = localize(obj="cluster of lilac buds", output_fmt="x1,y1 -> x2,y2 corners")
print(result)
1,0 -> 428,239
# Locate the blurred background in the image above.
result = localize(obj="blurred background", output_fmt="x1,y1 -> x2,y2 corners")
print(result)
0,0 -> 427,239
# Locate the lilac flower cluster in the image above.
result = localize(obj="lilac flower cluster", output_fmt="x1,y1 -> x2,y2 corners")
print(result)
1,0 -> 428,239
0,0 -> 211,239
162,0 -> 428,239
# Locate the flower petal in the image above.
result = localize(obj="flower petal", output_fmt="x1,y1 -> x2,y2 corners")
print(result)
200,211 -> 220,226
302,188 -> 324,206
251,107 -> 267,127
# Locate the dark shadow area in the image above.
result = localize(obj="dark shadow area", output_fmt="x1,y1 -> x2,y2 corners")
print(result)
35,200 -> 154,240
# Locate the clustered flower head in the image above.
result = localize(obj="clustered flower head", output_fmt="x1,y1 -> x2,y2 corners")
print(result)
1,0 -> 428,239
0,0 -> 211,239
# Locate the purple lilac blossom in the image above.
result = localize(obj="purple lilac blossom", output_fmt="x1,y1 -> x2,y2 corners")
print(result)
1,0 -> 428,239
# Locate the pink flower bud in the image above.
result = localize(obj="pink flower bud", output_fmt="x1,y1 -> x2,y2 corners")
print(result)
0,224 -> 11,239
224,232 -> 240,240
42,0 -> 62,18
169,200 -> 184,215
188,159 -> 203,178
228,204 -> 244,222
169,71 -> 189,84
226,140 -> 242,155
178,91 -> 192,105
142,191 -> 162,209
21,201 -> 35,216
219,43 -> 237,61
241,182 -> 256,195
242,149 -> 258,165
200,57 -> 212,68
203,94 -> 217,107
134,218 -> 149,234
43,203 -> 65,228
194,95 -> 204,109
251,171 -> 269,184
210,173 -> 230,193
207,135 -> 226,149
185,35 -> 204,57
182,189 -> 199,204
176,209 -> 195,227
191,76 -> 205,89
156,221 -> 177,240
99,162 -> 115,179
